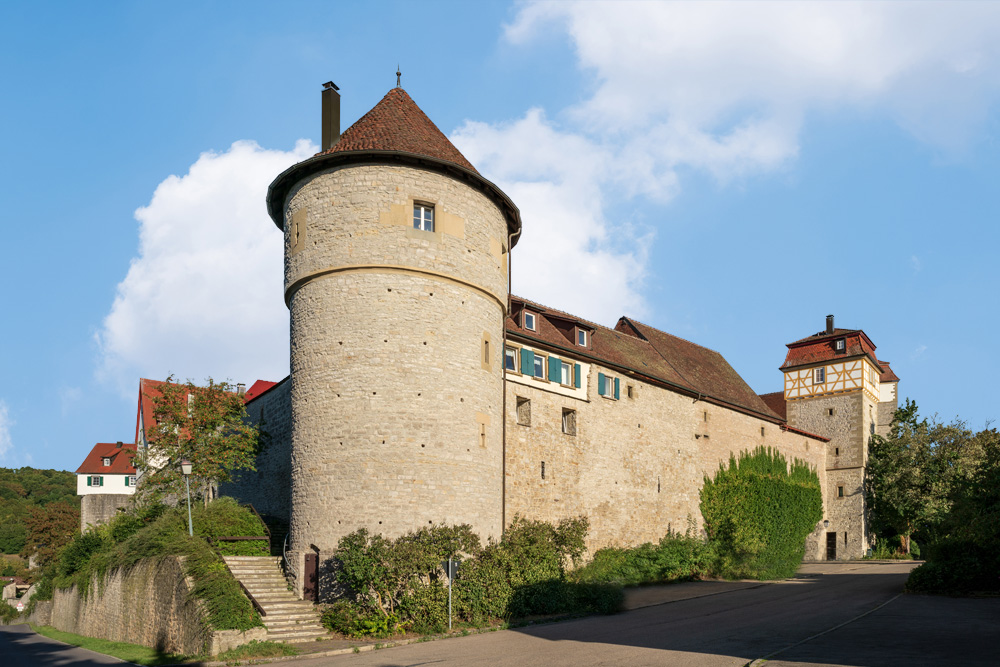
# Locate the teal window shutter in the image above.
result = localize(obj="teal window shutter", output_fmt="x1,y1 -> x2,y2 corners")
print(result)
86,476 -> 92,486
614,377 -> 620,400
521,349 -> 534,375
574,364 -> 581,388
99,476 -> 104,487
598,373 -> 606,395
548,356 -> 561,382
125,476 -> 130,487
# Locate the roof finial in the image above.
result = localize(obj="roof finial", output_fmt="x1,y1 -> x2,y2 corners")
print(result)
396,65 -> 401,89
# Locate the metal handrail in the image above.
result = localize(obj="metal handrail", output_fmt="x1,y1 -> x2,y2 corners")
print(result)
283,533 -> 297,582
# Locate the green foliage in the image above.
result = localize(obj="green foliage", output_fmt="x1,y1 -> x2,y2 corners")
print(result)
22,501 -> 81,567
571,529 -> 715,586
700,447 -> 822,580
214,640 -> 299,661
328,517 -> 617,637
864,538 -> 914,560
136,377 -> 268,502
41,498 -> 267,633
906,425 -> 1000,593
0,468 -> 78,555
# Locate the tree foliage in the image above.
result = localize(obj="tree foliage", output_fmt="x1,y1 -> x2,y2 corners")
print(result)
0,468 -> 78,554
866,400 -> 987,553
137,376 -> 267,502
21,500 -> 80,567
700,446 -> 822,579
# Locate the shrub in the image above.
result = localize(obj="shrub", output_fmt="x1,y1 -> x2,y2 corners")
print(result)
571,530 -> 714,586
700,447 -> 822,580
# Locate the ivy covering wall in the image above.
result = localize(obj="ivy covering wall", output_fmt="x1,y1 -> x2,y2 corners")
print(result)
700,446 -> 822,580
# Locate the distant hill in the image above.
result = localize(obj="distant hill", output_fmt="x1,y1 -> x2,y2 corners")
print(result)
0,468 -> 78,554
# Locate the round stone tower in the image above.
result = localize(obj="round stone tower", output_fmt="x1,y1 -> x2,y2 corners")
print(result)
267,84 -> 521,594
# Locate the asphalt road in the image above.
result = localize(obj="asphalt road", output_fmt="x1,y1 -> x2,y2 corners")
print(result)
289,562 -> 999,667
0,623 -> 126,666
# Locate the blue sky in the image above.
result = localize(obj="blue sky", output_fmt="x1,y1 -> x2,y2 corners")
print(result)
2,1 -> 998,472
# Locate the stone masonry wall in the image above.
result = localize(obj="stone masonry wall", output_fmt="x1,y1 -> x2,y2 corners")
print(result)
786,392 -> 872,559
80,494 -> 132,532
220,378 -> 293,525
46,556 -> 211,655
505,362 -> 829,561
281,164 -> 509,598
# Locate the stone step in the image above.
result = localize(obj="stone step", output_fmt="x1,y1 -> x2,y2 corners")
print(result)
262,612 -> 320,623
266,628 -> 329,642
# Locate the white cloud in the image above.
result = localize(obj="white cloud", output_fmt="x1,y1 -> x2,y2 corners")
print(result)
0,400 -> 13,461
452,1 -> 1000,324
59,386 -> 82,417
96,140 -> 316,396
912,344 -> 929,360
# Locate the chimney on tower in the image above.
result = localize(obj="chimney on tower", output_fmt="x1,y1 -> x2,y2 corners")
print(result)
321,81 -> 341,151
826,314 -> 835,334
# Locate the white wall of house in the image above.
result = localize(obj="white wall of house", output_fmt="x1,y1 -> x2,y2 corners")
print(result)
77,474 -> 136,495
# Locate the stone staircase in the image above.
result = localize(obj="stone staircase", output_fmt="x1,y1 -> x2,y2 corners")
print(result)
223,556 -> 328,643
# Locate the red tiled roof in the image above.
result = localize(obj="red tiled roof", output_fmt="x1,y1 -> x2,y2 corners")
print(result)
321,88 -> 478,173
879,361 -> 900,383
244,379 -> 279,402
759,391 -> 787,421
506,296 -> 785,423
781,330 -> 882,372
76,442 -> 137,475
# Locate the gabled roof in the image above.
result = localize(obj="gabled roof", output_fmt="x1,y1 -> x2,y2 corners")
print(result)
76,442 -> 137,475
506,296 -> 787,423
244,379 -> 279,402
878,361 -> 900,383
320,87 -> 478,173
758,391 -> 787,421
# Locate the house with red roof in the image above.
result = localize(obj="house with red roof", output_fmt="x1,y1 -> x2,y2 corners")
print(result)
75,441 -> 137,530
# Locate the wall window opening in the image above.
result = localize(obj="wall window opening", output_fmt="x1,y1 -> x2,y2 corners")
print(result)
562,408 -> 577,436
814,367 -> 825,384
541,461 -> 546,479
598,372 -> 619,399
505,346 -> 518,372
559,360 -> 572,386
838,485 -> 845,498
516,397 -> 531,426
532,354 -> 546,379
413,203 -> 434,231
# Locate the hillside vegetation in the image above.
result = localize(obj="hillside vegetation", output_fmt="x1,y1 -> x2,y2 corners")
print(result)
0,467 -> 78,555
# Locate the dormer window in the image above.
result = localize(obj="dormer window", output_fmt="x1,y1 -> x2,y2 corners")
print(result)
102,457 -> 111,467
523,311 -> 536,331
835,338 -> 846,352
577,329 -> 587,346
413,203 -> 434,232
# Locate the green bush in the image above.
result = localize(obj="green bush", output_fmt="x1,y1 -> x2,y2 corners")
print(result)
700,447 -> 822,580
571,530 -> 714,586
40,498 -> 267,634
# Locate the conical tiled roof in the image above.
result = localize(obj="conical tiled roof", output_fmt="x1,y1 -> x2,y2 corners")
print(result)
322,88 -> 478,173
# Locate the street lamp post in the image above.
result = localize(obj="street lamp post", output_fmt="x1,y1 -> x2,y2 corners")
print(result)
181,460 -> 193,537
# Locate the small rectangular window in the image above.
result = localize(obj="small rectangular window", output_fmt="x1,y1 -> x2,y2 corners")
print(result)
541,461 -> 546,479
627,385 -> 635,399
516,397 -> 531,426
577,329 -> 587,346
598,373 -> 619,399
559,361 -> 572,386
761,426 -> 765,437
835,447 -> 840,456
413,203 -> 434,231
524,311 -> 536,331
127,475 -> 137,487
505,346 -> 518,372
837,485 -> 845,498
814,367 -> 825,384
562,408 -> 577,436
483,339 -> 490,365
828,408 -> 834,416
102,457 -> 111,467
533,354 -> 546,379
835,338 -> 846,351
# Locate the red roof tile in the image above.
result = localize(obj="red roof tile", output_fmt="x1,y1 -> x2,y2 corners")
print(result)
781,330 -> 882,372
76,442 -> 137,475
506,296 -> 785,423
878,361 -> 900,383
759,391 -> 787,421
321,88 -> 478,173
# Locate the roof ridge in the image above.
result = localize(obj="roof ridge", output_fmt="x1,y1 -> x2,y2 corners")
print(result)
510,294 -> 612,333
621,316 -> 726,357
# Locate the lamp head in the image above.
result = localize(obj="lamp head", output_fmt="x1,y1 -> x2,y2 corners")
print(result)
180,460 -> 193,476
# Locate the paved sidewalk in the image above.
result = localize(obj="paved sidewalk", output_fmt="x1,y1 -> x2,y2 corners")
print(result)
622,579 -> 767,610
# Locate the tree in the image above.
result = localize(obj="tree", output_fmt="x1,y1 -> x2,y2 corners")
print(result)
21,500 -> 79,567
866,400 -> 985,553
136,377 -> 267,504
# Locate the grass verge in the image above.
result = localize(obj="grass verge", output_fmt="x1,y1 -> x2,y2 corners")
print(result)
30,624 -> 189,665
215,639 -> 300,661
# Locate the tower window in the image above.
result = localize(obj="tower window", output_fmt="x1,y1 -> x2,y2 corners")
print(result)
413,203 -> 434,232
814,367 -> 825,384
835,338 -> 846,352
837,485 -> 845,498
523,311 -> 536,331
562,408 -> 577,436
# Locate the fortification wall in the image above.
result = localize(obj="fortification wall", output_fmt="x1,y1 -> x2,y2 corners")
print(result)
80,494 -> 131,531
38,556 -> 263,655
505,362 -> 828,561
280,163 -> 509,595
221,378 -> 293,525
786,392 -> 870,559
